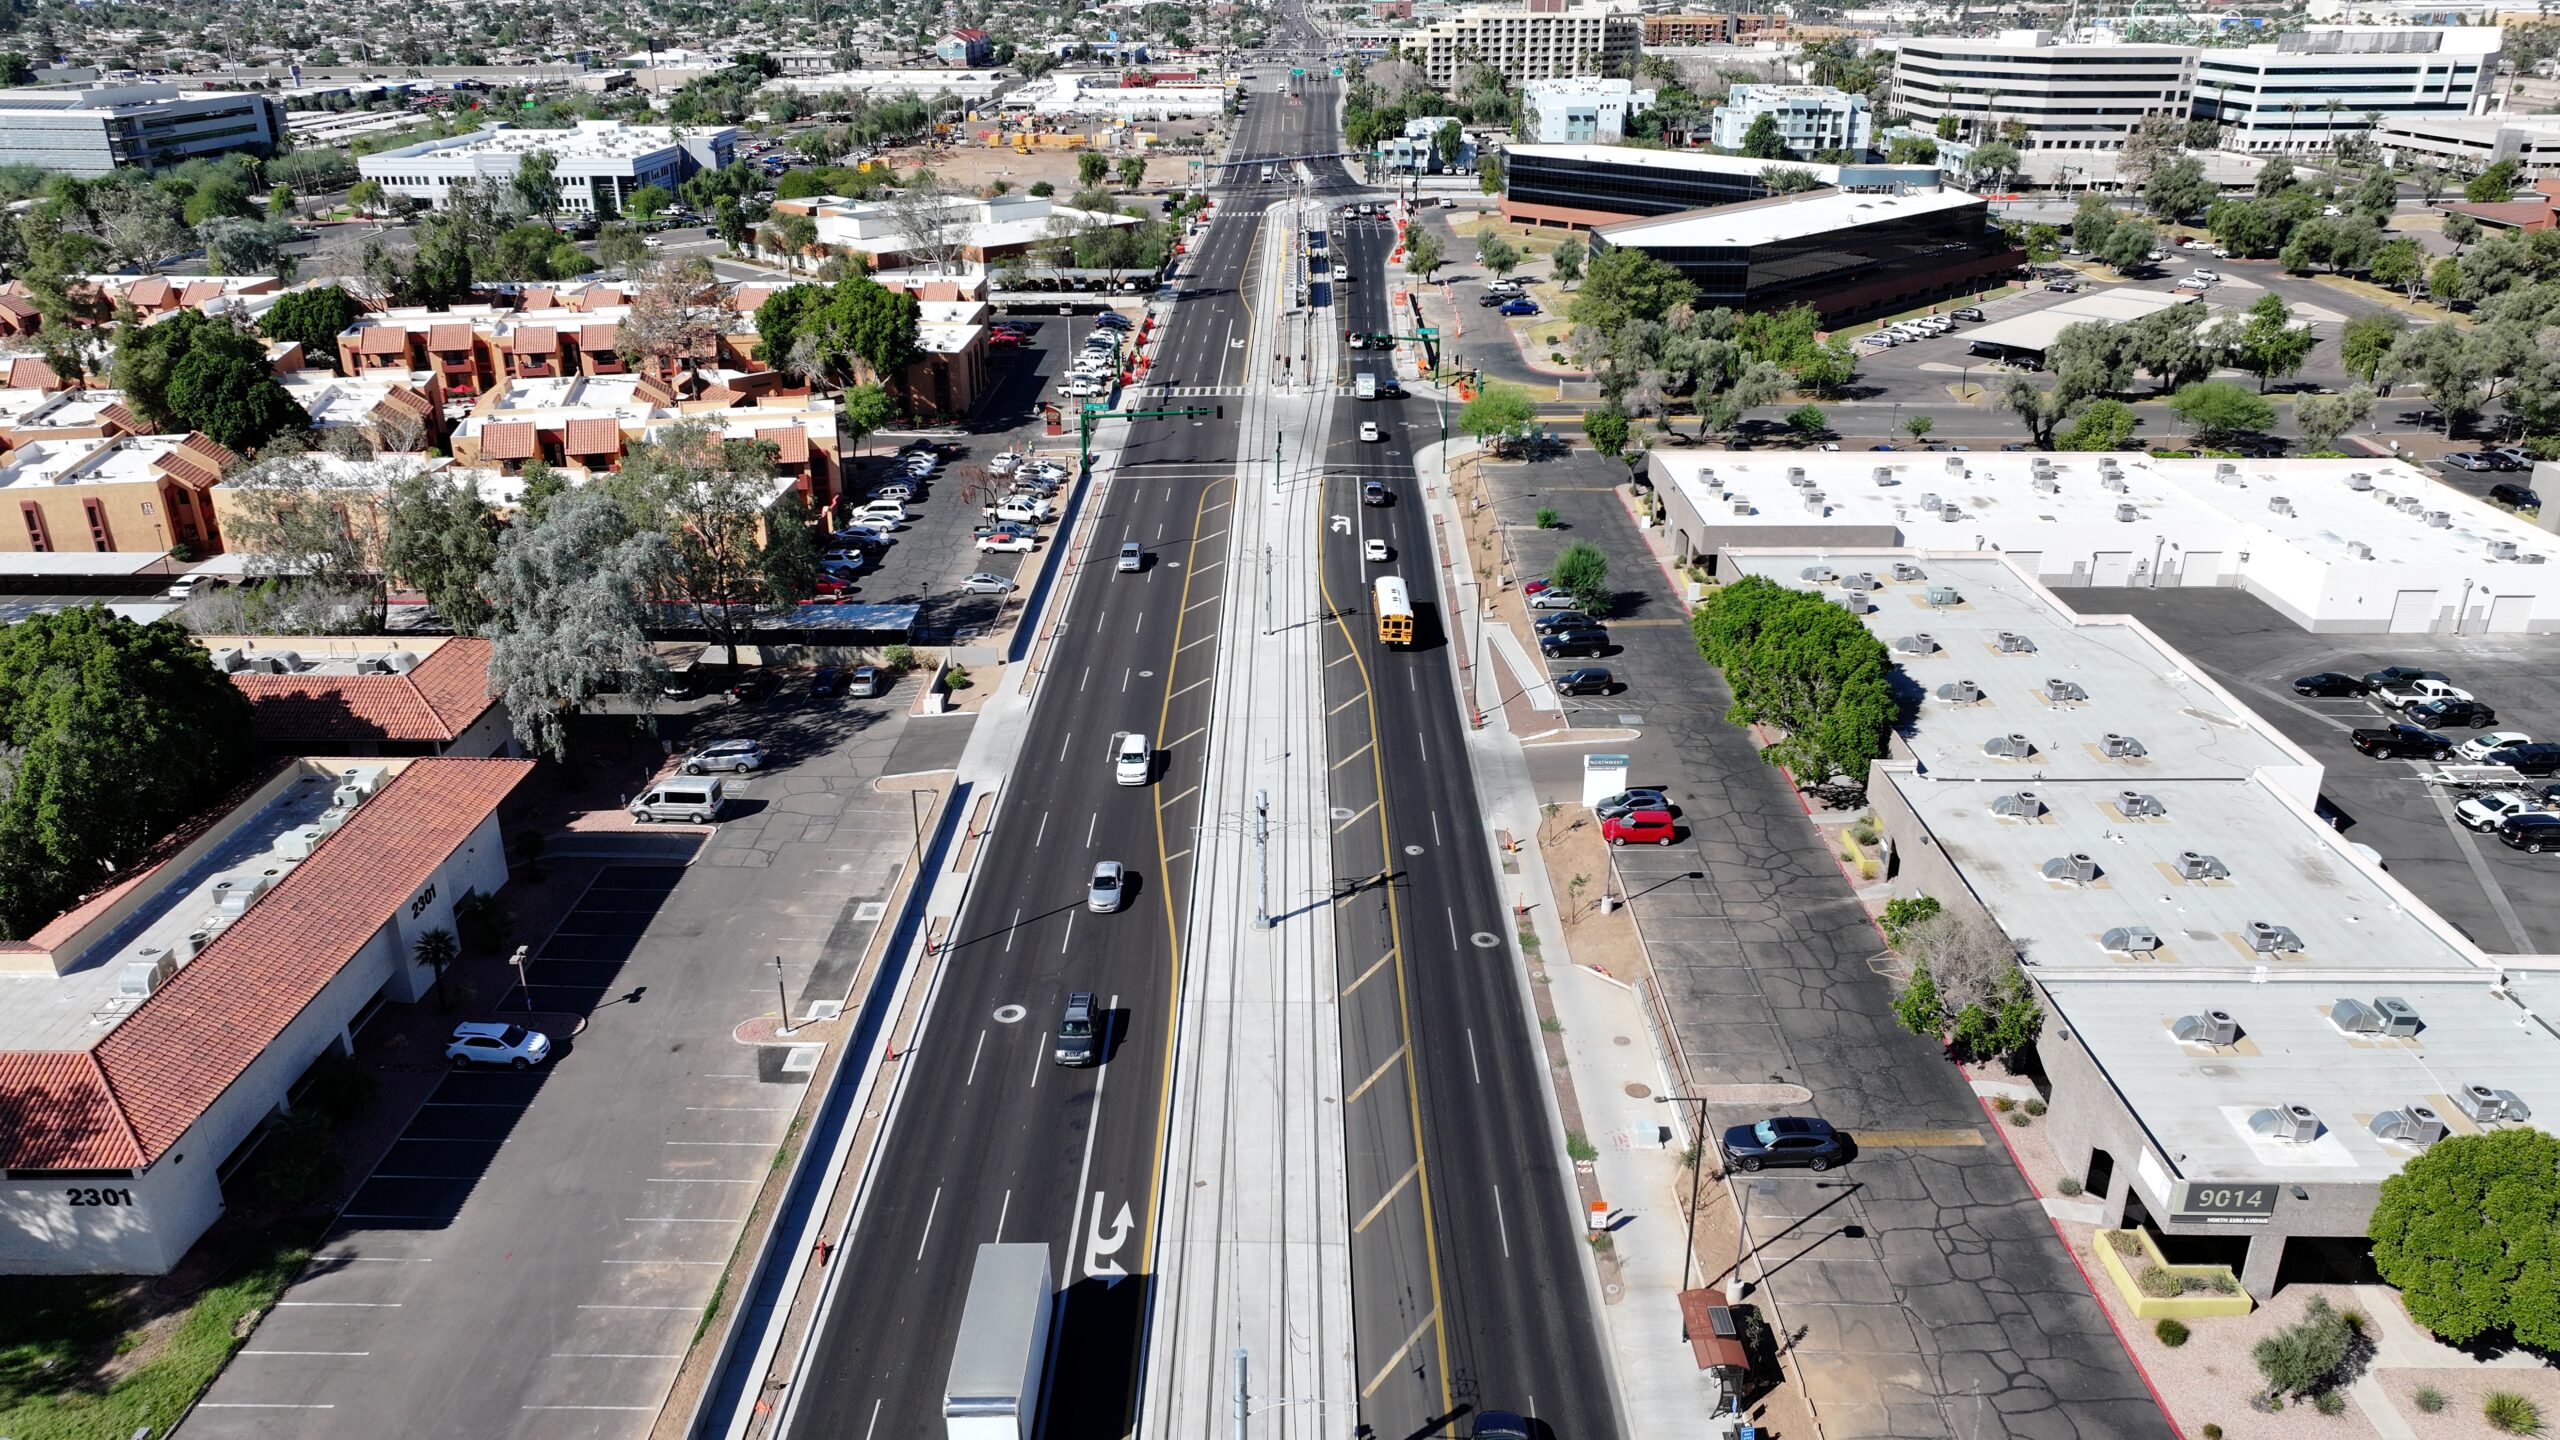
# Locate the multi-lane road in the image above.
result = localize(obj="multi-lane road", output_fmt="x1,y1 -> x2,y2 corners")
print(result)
781,23 -> 1617,1440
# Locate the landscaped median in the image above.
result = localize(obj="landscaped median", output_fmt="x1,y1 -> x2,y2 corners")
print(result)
2092,1226 -> 2255,1321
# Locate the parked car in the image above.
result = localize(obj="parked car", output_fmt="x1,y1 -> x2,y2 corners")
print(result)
2351,724 -> 2453,760
725,670 -> 778,704
1553,666 -> 1615,696
1602,809 -> 1677,846
1498,298 -> 1540,316
2292,672 -> 2370,697
1533,610 -> 1593,633
2457,791 -> 2547,832
2492,482 -> 2543,509
1528,588 -> 1580,610
978,531 -> 1037,553
2376,677 -> 2473,711
848,664 -> 886,698
682,739 -> 766,776
2361,665 -> 2439,690
1539,627 -> 1611,658
2456,731 -> 2535,761
1951,306 -> 1985,322
2483,742 -> 2560,776
810,666 -> 850,697
1721,1116 -> 1844,1172
2408,697 -> 2498,729
2498,812 -> 2560,853
2445,452 -> 2498,472
960,572 -> 1016,595
1593,787 -> 1668,820
2488,448 -> 2535,471
446,1021 -> 553,1070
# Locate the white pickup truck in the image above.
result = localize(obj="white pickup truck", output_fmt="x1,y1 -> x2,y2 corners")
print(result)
2378,677 -> 2474,711
982,499 -> 1056,524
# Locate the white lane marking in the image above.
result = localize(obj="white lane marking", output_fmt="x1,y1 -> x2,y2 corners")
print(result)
1062,908 -> 1077,953
1058,731 -> 1075,764
1134,611 -> 1145,635
863,1399 -> 885,1440
1036,811 -> 1050,847
1123,667 -> 1132,693
915,1186 -> 943,1262
1064,996 -> 1124,1283
1431,812 -> 1443,847
1005,907 -> 1022,952
967,1028 -> 988,1086
1087,812 -> 1099,846
1468,1028 -> 1482,1085
1029,1030 -> 1042,1089
1494,1186 -> 1513,1257
995,1188 -> 1013,1243
1447,908 -> 1458,948
1080,667 -> 1090,692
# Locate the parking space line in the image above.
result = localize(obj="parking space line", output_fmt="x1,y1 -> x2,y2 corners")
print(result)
242,1350 -> 371,1356
199,1403 -> 337,1410
1334,800 -> 1378,834
1165,785 -> 1200,806
276,1301 -> 401,1308
1342,948 -> 1397,998
1333,740 -> 1372,768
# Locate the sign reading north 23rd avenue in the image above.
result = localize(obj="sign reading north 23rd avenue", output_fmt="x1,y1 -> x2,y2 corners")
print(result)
2175,1182 -> 2279,1223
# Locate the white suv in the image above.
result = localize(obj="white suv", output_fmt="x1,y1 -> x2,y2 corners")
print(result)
446,1022 -> 553,1070
1112,730 -> 1152,786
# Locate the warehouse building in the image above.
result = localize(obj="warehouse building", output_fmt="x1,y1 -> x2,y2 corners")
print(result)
0,82 -> 284,176
1590,186 -> 2016,321
1720,549 -> 2538,1297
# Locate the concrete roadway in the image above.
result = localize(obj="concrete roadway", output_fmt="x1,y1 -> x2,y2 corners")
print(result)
1319,215 -> 1625,1437
778,68 -> 1320,1440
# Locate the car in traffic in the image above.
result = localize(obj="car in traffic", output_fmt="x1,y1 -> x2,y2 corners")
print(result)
2457,791 -> 2547,832
1113,730 -> 1152,786
2407,697 -> 2498,729
1721,1115 -> 1844,1172
1364,538 -> 1390,562
1473,1411 -> 1532,1440
1602,809 -> 1677,846
960,572 -> 1016,595
1089,861 -> 1126,914
682,738 -> 766,774
1361,480 -> 1389,506
2457,731 -> 2534,761
1593,788 -> 1667,820
1054,992 -> 1101,1066
2498,812 -> 2560,853
2293,672 -> 2370,697
446,1021 -> 553,1070
2350,724 -> 2453,760
1553,666 -> 1614,696
1360,421 -> 1382,441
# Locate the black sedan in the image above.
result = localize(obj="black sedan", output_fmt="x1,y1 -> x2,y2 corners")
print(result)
1721,1116 -> 1845,1173
2351,724 -> 2453,760
2293,672 -> 2370,697
2407,697 -> 2498,729
1554,666 -> 1615,696
2362,665 -> 2436,690
810,665 -> 849,697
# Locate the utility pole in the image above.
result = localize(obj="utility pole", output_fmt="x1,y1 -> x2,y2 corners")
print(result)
1254,789 -> 1272,929
1272,432 -> 1283,503
1261,542 -> 1275,635
1232,1347 -> 1250,1440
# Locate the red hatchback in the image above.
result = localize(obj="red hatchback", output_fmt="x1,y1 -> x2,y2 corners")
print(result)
1603,810 -> 1677,847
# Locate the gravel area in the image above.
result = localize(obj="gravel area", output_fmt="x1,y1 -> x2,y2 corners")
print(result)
2381,1367 -> 2560,1440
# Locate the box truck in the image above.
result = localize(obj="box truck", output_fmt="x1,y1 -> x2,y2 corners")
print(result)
944,1243 -> 1054,1440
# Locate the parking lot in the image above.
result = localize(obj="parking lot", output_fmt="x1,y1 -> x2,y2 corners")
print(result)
2063,585 -> 2560,955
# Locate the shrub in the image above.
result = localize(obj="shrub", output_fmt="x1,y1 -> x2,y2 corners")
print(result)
2137,1266 -> 2182,1298
2315,1390 -> 2347,1417
2057,1176 -> 2084,1196
2024,1098 -> 2047,1117
2106,1230 -> 2143,1256
1565,1131 -> 1598,1162
879,643 -> 917,673
1881,894 -> 1943,943
2211,1272 -> 2241,1295
2156,1318 -> 2190,1347
944,665 -> 972,691
2204,1425 -> 2224,1440
2488,1393 -> 2545,1436
1535,507 -> 1560,529
2009,1110 -> 2031,1126
2415,1387 -> 2445,1414
1991,1095 -> 2016,1113
2255,1296 -> 2353,1398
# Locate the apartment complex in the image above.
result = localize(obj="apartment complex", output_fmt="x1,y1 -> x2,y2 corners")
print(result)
1889,30 -> 2199,151
2194,27 -> 2501,153
0,431 -> 236,558
1521,77 -> 1656,144
0,82 -> 283,176
1396,1 -> 1641,91
1642,11 -> 1790,45
356,120 -> 737,216
1708,83 -> 1873,155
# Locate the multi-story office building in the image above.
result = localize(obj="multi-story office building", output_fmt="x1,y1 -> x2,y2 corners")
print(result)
1397,1 -> 1641,91
1642,12 -> 1790,45
1889,31 -> 2198,151
1521,77 -> 1656,144
2195,27 -> 2500,154
1591,186 -> 2016,321
1709,84 -> 1873,156
0,83 -> 283,176
357,120 -> 736,217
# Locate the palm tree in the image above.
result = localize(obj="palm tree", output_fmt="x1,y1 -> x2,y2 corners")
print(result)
414,927 -> 460,1013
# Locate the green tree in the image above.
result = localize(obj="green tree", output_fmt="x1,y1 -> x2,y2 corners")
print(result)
1693,574 -> 1896,789
1117,155 -> 1147,191
511,148 -> 561,222
414,927 -> 460,1012
1551,540 -> 1610,618
2143,156 -> 2215,223
1403,226 -> 1443,279
1478,151 -> 1503,195
2229,293 -> 2315,393
2445,211 -> 2482,253
597,222 -> 649,272
2098,216 -> 2157,275
1551,236 -> 1585,288
0,53 -> 33,86
518,457 -> 568,525
2353,166 -> 2399,218
384,469 -> 501,633
268,183 -> 293,220
2430,255 -> 2465,305
2466,158 -> 2523,203
1904,414 -> 1934,444
1569,247 -> 1697,338
2000,375 -> 2075,450
260,284 -> 365,373
349,178 -> 387,213
2340,311 -> 2405,385
2294,385 -> 2376,451
2056,398 -> 2137,451
2388,321 -> 2488,434
2070,193 -> 2119,255
840,383 -> 893,458
2169,379 -> 2276,446
1476,232 -> 1520,279
1583,401 -> 1630,459
1784,402 -> 1828,440
2371,1128 -> 2560,1350
0,608 -> 257,939
483,486 -> 674,760
1434,118 -> 1465,171
2370,237 -> 2428,298
625,183 -> 673,222
1457,380 -> 1535,440
1077,150 -> 1109,187
126,312 -> 310,453
1964,141 -> 2020,192
2257,154 -> 2299,199
1891,963 -> 1943,1038
1739,112 -> 1790,159
605,423 -> 816,663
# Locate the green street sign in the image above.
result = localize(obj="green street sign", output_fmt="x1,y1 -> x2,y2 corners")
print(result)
1291,66 -> 1305,75
1331,66 -> 1343,75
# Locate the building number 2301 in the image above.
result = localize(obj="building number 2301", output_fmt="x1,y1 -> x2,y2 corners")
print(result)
65,1187 -> 135,1207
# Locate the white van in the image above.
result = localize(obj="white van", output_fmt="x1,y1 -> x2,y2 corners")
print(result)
1112,731 -> 1152,786
1355,372 -> 1378,400
630,776 -> 725,824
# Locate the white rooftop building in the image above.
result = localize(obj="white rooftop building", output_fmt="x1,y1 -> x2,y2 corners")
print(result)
1521,77 -> 1657,145
1654,451 -> 2560,632
2195,27 -> 2503,155
356,120 -> 738,217
1888,31 -> 2198,152
0,82 -> 284,176
1017,74 -> 1226,121
1708,83 -> 1873,157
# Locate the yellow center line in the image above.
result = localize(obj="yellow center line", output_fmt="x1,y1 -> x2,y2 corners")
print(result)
1345,1043 -> 1408,1105
1351,1161 -> 1420,1234
1341,947 -> 1397,998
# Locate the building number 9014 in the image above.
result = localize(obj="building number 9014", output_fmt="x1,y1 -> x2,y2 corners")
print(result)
2178,1183 -> 2278,1219
65,1187 -> 134,1207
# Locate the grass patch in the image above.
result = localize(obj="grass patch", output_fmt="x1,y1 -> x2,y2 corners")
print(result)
0,1220 -> 324,1440
1565,1131 -> 1598,1162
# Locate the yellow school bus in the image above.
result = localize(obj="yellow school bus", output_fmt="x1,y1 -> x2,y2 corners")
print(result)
1374,576 -> 1413,646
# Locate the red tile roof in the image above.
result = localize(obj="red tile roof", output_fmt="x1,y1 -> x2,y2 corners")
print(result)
0,295 -> 37,323
580,322 -> 621,352
177,281 -> 224,307
522,288 -> 557,310
477,421 -> 538,461
229,638 -> 498,745
427,322 -> 474,354
126,276 -> 173,308
13,759 -> 536,1168
511,326 -> 560,355
578,287 -> 625,311
756,425 -> 810,465
7,357 -> 61,389
357,325 -> 412,357
563,416 -> 622,456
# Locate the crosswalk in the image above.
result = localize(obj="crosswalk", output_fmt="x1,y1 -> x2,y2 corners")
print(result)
1134,382 -> 1396,399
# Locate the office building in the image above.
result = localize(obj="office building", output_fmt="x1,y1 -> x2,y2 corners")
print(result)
1889,31 -> 2198,151
1591,187 -> 2014,321
1643,12 -> 1790,46
1521,77 -> 1656,143
0,83 -> 283,177
1396,2 -> 1641,91
356,120 -> 737,217
2195,27 -> 2501,154
1499,142 -> 1937,227
1709,83 -> 1873,156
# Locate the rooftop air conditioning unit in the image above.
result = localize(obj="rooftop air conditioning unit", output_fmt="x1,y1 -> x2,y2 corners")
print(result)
2215,461 -> 2238,482
1945,455 -> 1965,474
1842,572 -> 1877,592
2490,539 -> 2520,561
1891,562 -> 1926,582
2176,851 -> 2229,880
2042,853 -> 2100,883
2269,496 -> 2293,516
2115,503 -> 2141,523
355,658 -> 392,675
1984,732 -> 2034,758
1803,491 -> 1827,512
2101,732 -> 2147,758
316,806 -> 349,835
1921,492 -> 1943,512
2250,1103 -> 2322,1144
277,825 -> 328,860
2375,996 -> 2422,1037
2173,1009 -> 2240,1046
1939,505 -> 1966,522
384,650 -> 421,673
2426,510 -> 2451,529
1801,565 -> 1836,582
2101,475 -> 2128,493
210,871 -> 270,915
258,651 -> 302,674
2044,678 -> 2086,702
1836,591 -> 1872,614
1872,466 -> 1894,486
333,783 -> 368,809
339,765 -> 388,798
2348,541 -> 2373,560
1732,499 -> 1753,516
2369,1106 -> 2446,1148
173,930 -> 208,962
2098,456 -> 2122,473
2331,997 -> 2383,1033
1787,466 -> 1806,484
1991,789 -> 2044,818
2346,471 -> 2374,491
2033,476 -> 2059,494
2119,791 -> 2165,817
1997,631 -> 2036,653
1925,586 -> 1962,606
2102,925 -> 2161,953
2395,494 -> 2424,515
209,647 -> 246,673
2246,920 -> 2303,953
119,951 -> 176,998
2525,552 -> 2549,565
2453,1084 -> 2533,1123
1895,633 -> 1941,655
1936,678 -> 1984,703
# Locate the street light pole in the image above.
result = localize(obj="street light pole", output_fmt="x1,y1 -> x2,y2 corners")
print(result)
1658,1092 -> 1717,1295
1254,789 -> 1272,929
